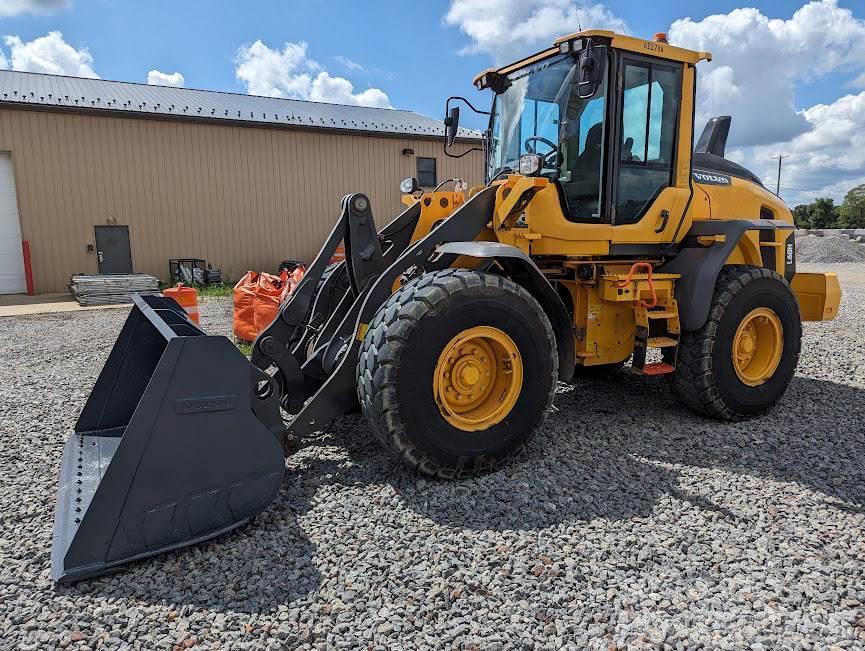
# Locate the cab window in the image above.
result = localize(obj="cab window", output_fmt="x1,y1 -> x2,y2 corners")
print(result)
520,98 -> 560,147
615,60 -> 681,224
558,76 -> 608,222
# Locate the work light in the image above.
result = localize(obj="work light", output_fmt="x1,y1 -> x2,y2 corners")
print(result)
519,154 -> 542,176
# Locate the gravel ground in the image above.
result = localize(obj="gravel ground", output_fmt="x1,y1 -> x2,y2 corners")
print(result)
796,235 -> 865,263
1,265 -> 864,650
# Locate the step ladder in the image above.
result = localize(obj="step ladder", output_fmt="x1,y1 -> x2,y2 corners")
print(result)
611,262 -> 681,376
632,300 -> 680,375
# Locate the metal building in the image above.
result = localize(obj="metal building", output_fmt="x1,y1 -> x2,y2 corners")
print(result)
0,70 -> 483,294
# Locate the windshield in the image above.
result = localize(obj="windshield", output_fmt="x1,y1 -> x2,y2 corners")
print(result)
488,52 -> 608,221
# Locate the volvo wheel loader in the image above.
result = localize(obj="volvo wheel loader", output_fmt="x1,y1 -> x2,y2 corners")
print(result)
52,30 -> 841,582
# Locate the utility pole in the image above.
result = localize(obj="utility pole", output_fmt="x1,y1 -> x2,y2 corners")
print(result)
775,154 -> 788,195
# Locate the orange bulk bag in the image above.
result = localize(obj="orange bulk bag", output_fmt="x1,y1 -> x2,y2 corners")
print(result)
253,272 -> 286,334
329,243 -> 345,265
233,271 -> 259,342
280,265 -> 306,304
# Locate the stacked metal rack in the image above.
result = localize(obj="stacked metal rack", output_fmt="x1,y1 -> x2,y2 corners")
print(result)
69,274 -> 160,306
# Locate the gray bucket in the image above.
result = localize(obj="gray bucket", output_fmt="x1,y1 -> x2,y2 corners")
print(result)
52,294 -> 285,583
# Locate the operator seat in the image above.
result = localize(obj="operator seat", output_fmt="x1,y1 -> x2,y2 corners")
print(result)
561,122 -> 603,219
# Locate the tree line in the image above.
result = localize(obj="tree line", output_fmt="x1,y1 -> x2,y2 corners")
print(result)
792,183 -> 865,229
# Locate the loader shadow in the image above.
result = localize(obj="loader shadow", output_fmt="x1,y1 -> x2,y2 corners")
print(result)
330,373 -> 865,532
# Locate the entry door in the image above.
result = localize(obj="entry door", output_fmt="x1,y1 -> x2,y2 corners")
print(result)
94,225 -> 133,274
613,57 -> 682,226
0,153 -> 25,294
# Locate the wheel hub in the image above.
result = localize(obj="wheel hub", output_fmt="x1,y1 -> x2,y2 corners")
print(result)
732,307 -> 783,386
433,326 -> 523,432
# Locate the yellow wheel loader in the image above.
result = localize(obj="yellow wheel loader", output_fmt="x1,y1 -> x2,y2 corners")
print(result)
52,30 -> 841,582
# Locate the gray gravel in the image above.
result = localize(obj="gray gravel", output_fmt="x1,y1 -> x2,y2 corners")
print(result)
797,235 -> 865,263
1,269 -> 864,650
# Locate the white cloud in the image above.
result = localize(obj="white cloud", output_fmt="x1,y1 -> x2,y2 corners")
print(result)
309,71 -> 390,107
670,0 -> 865,148
333,55 -> 363,72
235,40 -> 391,108
2,31 -> 98,78
730,90 -> 865,205
0,0 -> 68,17
147,69 -> 185,87
667,1 -> 865,205
444,0 -> 626,64
235,40 -> 316,98
0,49 -> 7,70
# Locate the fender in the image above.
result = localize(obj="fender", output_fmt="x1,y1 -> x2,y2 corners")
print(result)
658,219 -> 795,331
435,241 -> 576,381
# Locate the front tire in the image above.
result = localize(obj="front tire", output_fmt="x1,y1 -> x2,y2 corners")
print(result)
357,269 -> 558,478
671,265 -> 801,420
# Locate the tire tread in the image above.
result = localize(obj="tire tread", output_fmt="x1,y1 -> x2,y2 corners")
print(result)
356,269 -> 558,479
671,265 -> 801,421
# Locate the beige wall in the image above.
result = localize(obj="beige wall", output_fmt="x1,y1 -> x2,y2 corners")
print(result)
0,108 -> 484,293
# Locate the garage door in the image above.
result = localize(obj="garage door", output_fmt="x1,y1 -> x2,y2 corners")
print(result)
0,152 -> 25,294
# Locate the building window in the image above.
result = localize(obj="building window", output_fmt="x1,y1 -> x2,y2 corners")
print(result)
417,157 -> 437,187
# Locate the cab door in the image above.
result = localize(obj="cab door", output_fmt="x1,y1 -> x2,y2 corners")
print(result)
607,53 -> 694,246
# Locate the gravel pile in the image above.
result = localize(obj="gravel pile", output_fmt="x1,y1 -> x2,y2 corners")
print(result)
1,280 -> 864,649
796,235 -> 865,263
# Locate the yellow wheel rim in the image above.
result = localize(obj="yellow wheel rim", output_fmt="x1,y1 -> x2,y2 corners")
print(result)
433,326 -> 523,432
732,307 -> 784,386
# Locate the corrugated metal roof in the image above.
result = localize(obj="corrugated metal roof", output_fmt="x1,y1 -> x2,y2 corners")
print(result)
0,69 -> 482,140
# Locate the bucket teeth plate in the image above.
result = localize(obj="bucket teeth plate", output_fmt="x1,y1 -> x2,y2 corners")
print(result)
52,434 -> 120,580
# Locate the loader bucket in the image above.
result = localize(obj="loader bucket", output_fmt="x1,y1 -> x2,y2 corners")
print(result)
51,294 -> 286,583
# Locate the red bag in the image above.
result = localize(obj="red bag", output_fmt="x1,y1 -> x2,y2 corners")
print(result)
232,272 -> 259,342
253,272 -> 286,334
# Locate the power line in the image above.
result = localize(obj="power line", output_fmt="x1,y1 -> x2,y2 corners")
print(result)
728,153 -> 785,159
779,185 -> 825,193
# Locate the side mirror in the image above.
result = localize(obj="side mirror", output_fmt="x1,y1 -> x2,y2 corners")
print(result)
442,96 -> 488,159
576,46 -> 606,99
444,106 -> 460,147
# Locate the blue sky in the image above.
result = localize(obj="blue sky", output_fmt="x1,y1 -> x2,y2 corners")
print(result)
1,0 -> 865,205
1,0 -> 853,118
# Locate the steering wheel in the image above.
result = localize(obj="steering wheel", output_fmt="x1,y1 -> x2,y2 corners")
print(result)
523,136 -> 560,169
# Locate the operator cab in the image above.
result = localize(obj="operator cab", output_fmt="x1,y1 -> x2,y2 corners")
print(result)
484,35 -> 683,225
452,30 -> 712,232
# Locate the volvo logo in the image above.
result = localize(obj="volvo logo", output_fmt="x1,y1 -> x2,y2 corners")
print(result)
692,170 -> 732,186
174,395 -> 238,414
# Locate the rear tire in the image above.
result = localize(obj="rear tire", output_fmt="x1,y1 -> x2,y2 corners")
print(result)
357,269 -> 558,478
671,265 -> 801,420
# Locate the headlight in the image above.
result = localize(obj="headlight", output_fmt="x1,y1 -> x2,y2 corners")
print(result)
519,154 -> 542,176
400,177 -> 419,194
